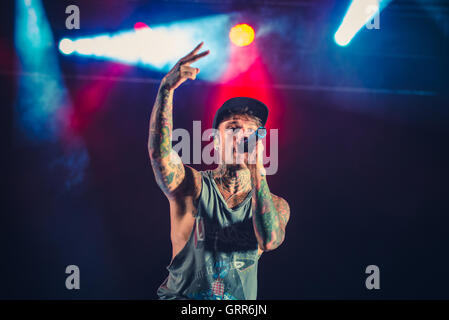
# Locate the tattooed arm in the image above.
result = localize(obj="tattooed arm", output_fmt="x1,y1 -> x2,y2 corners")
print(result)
148,83 -> 184,197
251,175 -> 290,251
148,42 -> 209,199
248,141 -> 290,252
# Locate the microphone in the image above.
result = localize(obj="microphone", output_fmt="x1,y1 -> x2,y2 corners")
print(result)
242,127 -> 267,153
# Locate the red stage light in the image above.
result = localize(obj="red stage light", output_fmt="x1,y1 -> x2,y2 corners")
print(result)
134,22 -> 150,31
229,24 -> 255,47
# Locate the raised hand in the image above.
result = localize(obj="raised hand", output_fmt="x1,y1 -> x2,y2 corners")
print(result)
162,42 -> 210,90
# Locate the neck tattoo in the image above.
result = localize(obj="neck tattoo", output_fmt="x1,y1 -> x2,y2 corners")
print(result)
214,166 -> 252,202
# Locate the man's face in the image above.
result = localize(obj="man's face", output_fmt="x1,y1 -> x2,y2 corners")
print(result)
216,114 -> 260,167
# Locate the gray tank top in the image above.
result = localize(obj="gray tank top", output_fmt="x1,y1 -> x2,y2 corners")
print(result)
157,170 -> 260,300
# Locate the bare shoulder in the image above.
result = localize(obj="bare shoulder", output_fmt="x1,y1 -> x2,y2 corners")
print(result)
270,193 -> 289,209
170,165 -> 202,201
270,193 -> 291,225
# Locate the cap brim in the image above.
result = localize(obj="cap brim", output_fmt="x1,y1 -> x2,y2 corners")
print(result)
213,97 -> 269,129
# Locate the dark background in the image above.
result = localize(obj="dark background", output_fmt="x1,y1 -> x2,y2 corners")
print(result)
1,0 -> 448,299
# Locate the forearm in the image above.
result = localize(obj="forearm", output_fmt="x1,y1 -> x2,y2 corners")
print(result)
148,81 -> 184,194
149,81 -> 174,159
251,173 -> 285,251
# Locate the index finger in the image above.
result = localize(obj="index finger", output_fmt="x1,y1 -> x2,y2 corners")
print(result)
183,49 -> 210,65
181,42 -> 204,61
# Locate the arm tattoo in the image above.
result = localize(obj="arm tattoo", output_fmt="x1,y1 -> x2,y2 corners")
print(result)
148,83 -> 185,196
252,177 -> 290,251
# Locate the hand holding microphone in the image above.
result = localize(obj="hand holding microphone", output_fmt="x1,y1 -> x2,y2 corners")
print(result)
241,127 -> 267,153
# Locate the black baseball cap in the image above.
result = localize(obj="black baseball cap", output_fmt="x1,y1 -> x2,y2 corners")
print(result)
212,97 -> 269,129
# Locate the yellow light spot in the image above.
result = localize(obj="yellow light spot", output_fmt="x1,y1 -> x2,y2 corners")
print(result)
229,24 -> 255,47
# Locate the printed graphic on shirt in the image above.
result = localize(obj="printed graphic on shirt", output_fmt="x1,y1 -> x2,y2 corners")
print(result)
233,257 -> 255,271
186,254 -> 257,300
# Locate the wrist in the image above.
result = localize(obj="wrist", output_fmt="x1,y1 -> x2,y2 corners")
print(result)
160,78 -> 175,93
250,165 -> 266,187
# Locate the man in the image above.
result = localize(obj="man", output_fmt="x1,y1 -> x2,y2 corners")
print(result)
148,42 -> 290,300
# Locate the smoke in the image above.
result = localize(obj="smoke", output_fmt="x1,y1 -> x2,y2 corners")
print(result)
14,0 -> 90,190
49,140 -> 90,192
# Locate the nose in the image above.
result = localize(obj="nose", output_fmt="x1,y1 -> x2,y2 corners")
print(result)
235,130 -> 253,146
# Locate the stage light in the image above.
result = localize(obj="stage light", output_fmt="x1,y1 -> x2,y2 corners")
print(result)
334,0 -> 391,46
59,38 -> 75,55
134,22 -> 150,30
15,0 -> 70,139
229,23 -> 255,47
15,0 -> 92,188
58,14 -> 231,81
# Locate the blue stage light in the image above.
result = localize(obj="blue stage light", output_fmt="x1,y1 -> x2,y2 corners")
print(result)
59,38 -> 74,55
334,0 -> 391,46
58,15 -> 232,81
15,0 -> 90,190
15,0 -> 69,139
